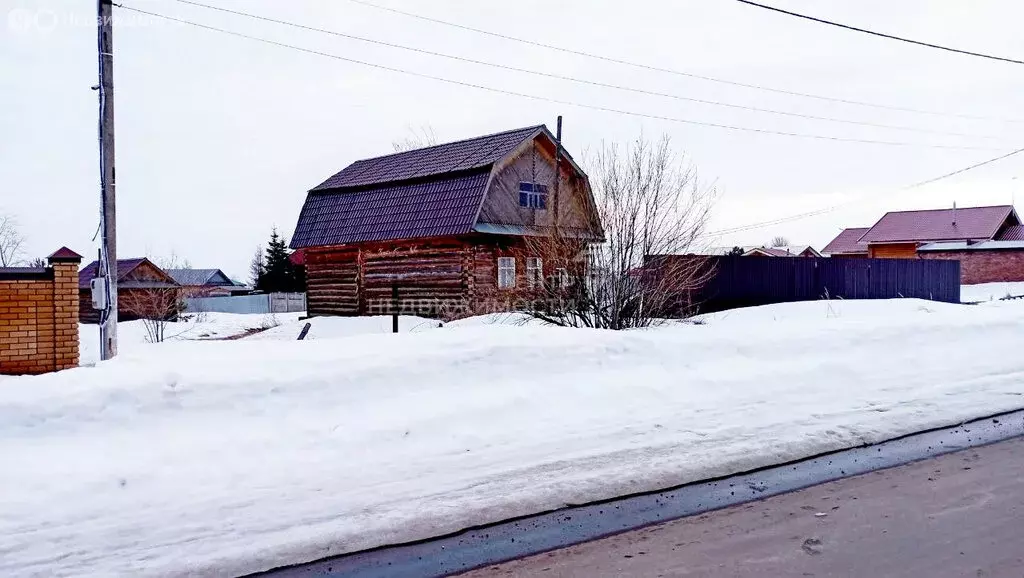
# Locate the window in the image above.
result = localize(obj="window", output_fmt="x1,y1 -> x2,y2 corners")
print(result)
497,257 -> 516,289
518,182 -> 548,209
556,267 -> 570,289
526,257 -> 543,288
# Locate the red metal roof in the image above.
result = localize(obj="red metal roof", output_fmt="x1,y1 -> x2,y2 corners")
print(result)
822,227 -> 870,255
858,205 -> 1016,244
311,125 -> 544,191
997,224 -> 1024,241
48,246 -> 83,260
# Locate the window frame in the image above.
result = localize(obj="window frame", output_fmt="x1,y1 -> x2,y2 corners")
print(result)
526,257 -> 543,289
497,256 -> 516,289
518,182 -> 549,210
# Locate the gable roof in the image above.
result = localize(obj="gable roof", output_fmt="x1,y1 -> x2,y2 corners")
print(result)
165,268 -> 235,287
822,227 -> 870,255
292,125 -> 578,249
312,125 -> 546,191
743,247 -> 796,257
858,205 -> 1017,244
79,258 -> 178,289
997,224 -> 1024,241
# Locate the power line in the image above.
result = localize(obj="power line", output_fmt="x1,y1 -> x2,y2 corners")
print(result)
164,0 -> 1007,142
343,0 -> 1024,123
710,146 -> 1024,235
114,3 -> 1003,152
736,0 -> 1024,66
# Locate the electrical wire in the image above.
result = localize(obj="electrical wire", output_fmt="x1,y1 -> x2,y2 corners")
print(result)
114,3 -> 1004,152
736,0 -> 1024,66
343,0 -> 1024,123
163,0 -> 1008,141
709,146 -> 1024,235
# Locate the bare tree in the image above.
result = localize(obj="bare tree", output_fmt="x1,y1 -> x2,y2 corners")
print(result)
392,125 -> 439,152
249,245 -> 265,288
28,257 -> 47,268
524,134 -> 716,329
0,215 -> 26,267
120,286 -> 184,343
770,236 -> 790,248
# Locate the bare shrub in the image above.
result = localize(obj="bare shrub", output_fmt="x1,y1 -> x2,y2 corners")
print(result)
524,134 -> 716,329
392,125 -> 439,152
120,288 -> 184,343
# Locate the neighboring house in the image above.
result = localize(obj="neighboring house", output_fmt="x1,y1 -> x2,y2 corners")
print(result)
821,227 -> 870,257
742,245 -> 821,257
166,268 -> 248,297
856,205 -> 1020,259
829,205 -> 1024,283
78,258 -> 180,323
290,124 -> 603,317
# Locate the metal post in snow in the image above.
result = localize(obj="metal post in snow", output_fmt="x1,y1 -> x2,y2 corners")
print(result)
392,283 -> 399,333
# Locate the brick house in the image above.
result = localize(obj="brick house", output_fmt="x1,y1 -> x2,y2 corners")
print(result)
78,258 -> 181,323
823,205 -> 1024,283
0,247 -> 81,375
290,124 -> 603,317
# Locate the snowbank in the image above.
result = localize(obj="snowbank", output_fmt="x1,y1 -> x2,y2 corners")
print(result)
247,315 -> 443,341
961,281 -> 1024,303
79,312 -> 306,365
3,299 -> 1024,576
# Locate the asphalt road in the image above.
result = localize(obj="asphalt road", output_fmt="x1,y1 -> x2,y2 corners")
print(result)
460,436 -> 1024,578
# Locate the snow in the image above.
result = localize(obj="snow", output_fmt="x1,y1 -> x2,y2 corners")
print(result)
78,312 -> 306,365
4,299 -> 1024,576
961,282 -> 1024,303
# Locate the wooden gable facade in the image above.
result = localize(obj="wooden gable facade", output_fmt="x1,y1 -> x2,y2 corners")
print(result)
78,258 -> 180,323
292,125 -> 602,318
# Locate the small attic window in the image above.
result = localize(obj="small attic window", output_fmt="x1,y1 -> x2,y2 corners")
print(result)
518,182 -> 548,209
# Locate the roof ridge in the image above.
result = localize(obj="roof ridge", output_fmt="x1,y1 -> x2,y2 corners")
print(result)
353,124 -> 545,163
878,204 -> 1013,216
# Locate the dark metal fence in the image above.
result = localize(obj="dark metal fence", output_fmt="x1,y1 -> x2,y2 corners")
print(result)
652,256 -> 961,315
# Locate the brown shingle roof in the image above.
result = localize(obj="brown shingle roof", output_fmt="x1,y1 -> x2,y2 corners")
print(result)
822,227 -> 870,255
292,125 -> 559,248
311,125 -> 544,191
858,205 -> 1016,244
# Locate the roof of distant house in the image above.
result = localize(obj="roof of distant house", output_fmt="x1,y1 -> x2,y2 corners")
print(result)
858,205 -> 1018,244
165,268 -> 236,287
291,125 -> 584,249
79,258 -> 178,289
742,245 -> 820,257
822,227 -> 870,255
997,224 -> 1024,241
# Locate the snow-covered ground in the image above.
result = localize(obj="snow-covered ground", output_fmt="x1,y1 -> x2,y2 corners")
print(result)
961,281 -> 1024,303
3,299 -> 1024,576
79,312 -> 307,365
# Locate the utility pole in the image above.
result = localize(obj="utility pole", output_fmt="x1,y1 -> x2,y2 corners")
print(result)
98,0 -> 118,359
553,115 -> 562,228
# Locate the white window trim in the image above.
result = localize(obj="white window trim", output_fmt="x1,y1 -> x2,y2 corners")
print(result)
526,257 -> 543,288
497,257 -> 516,289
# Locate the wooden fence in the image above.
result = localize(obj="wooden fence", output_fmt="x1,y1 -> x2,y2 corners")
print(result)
651,256 -> 961,315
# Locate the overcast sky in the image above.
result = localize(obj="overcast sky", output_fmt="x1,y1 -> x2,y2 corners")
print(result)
3,0 -> 1024,278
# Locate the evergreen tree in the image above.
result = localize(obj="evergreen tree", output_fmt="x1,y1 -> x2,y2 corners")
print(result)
256,228 -> 304,292
726,246 -> 745,256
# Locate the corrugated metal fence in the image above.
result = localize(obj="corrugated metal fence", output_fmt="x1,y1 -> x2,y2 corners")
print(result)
184,292 -> 306,315
654,256 -> 960,315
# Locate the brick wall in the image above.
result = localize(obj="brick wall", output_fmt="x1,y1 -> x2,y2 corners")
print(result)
918,249 -> 1024,284
0,250 -> 81,375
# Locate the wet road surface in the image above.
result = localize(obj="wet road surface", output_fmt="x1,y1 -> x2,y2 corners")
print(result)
460,436 -> 1024,578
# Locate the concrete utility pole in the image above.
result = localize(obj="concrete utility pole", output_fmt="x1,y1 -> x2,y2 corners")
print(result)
98,0 -> 118,359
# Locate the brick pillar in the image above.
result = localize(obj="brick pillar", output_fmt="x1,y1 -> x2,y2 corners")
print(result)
48,248 -> 82,370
